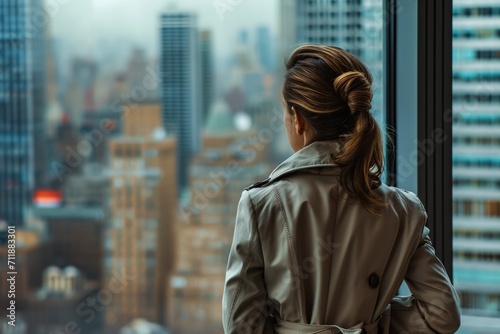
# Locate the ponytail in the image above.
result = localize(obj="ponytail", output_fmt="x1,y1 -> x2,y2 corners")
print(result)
334,111 -> 385,216
283,45 -> 386,215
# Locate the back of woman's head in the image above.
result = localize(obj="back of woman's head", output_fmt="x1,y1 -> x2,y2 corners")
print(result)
283,44 -> 385,215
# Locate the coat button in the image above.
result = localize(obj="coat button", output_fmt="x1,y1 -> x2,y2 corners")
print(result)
369,273 -> 380,289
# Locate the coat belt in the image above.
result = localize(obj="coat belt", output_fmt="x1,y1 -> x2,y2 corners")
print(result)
274,305 -> 391,334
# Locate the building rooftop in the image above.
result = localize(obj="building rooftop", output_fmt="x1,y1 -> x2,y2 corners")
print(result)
31,206 -> 105,220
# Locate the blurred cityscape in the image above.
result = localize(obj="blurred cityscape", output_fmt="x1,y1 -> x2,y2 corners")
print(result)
0,0 -> 498,333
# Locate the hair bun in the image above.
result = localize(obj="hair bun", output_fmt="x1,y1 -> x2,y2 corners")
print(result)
333,71 -> 372,114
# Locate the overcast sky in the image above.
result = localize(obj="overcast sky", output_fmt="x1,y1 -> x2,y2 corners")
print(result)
51,0 -> 279,65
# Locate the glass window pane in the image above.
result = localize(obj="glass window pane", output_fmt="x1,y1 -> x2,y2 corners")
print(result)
3,0 -> 386,333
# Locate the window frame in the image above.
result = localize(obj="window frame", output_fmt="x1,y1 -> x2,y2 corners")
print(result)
386,0 -> 454,278
416,0 -> 454,279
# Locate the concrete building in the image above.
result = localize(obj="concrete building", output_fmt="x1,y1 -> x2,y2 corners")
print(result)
39,265 -> 85,298
104,104 -> 177,330
452,1 -> 500,332
21,265 -> 102,334
61,164 -> 109,207
167,105 -> 270,334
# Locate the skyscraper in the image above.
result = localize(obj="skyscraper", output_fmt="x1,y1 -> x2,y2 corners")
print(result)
231,30 -> 268,105
32,2 -> 48,189
279,0 -> 298,64
61,57 -> 98,128
160,11 -> 202,192
256,26 -> 274,72
199,30 -> 215,128
104,104 -> 177,330
0,0 -> 46,226
452,2 -> 500,331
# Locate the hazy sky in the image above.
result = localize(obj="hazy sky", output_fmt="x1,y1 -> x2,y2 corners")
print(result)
51,0 -> 279,65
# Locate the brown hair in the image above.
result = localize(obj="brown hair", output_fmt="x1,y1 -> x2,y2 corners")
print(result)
283,44 -> 385,215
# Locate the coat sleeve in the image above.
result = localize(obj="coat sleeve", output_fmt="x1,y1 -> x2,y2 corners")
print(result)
222,190 -> 274,334
395,224 -> 461,333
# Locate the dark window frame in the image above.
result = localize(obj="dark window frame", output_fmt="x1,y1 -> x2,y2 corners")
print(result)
386,0 -> 453,278
417,0 -> 453,279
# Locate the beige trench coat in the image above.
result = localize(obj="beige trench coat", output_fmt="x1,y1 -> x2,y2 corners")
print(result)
222,139 -> 461,334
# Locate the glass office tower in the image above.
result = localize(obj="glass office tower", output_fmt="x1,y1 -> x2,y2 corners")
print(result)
160,11 -> 202,192
0,0 -> 46,226
452,1 -> 500,332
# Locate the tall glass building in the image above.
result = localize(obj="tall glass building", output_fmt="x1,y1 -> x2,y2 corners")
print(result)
199,30 -> 214,128
452,1 -> 500,332
0,0 -> 46,226
160,11 -> 202,192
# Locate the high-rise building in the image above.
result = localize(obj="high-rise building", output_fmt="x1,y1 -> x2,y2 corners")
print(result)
104,104 -> 177,330
245,98 -> 290,163
256,26 -> 275,72
61,57 -> 98,129
160,11 -> 202,192
231,31 -> 267,105
199,30 -> 215,127
452,1 -> 500,331
33,2 -> 49,190
167,105 -> 270,334
0,0 -> 47,226
279,0 -> 298,64
278,0 -> 384,122
126,48 -> 149,90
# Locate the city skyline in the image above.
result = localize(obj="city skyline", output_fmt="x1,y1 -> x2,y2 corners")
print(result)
1,1 -> 499,333
50,0 -> 279,77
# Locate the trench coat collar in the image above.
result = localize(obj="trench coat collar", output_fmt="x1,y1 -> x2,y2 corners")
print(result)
269,139 -> 343,182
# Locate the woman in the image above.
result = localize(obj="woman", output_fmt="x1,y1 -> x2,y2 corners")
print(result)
222,45 -> 461,334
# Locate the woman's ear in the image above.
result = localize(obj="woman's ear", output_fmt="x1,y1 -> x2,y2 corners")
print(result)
291,106 -> 306,135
